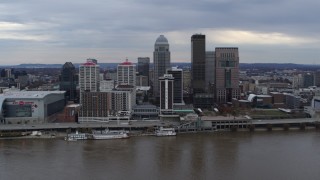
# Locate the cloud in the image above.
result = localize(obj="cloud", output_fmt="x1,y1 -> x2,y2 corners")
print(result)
0,0 -> 320,64
206,30 -> 317,46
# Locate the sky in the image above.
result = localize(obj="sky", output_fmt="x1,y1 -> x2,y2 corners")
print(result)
0,0 -> 319,65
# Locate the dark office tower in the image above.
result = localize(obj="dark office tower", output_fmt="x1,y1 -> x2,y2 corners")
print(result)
191,34 -> 206,94
60,62 -> 78,102
205,51 -> 215,93
153,35 -> 170,99
303,73 -> 314,88
215,47 -> 240,104
314,70 -> 320,87
167,67 -> 183,105
159,74 -> 174,114
137,57 -> 150,85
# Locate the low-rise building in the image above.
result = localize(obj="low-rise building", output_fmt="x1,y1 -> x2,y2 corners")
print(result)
0,91 -> 66,124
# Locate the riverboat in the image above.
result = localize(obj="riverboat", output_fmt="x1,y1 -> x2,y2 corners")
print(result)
155,127 -> 176,136
65,131 -> 88,141
90,129 -> 129,140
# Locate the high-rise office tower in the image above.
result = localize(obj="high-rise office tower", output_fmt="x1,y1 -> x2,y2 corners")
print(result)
117,59 -> 136,87
153,35 -> 170,99
191,34 -> 206,94
79,59 -> 100,105
215,47 -> 240,103
159,74 -> 174,114
205,51 -> 215,93
60,62 -> 78,102
314,70 -> 320,87
137,57 -> 150,85
167,67 -> 183,104
303,73 -> 314,88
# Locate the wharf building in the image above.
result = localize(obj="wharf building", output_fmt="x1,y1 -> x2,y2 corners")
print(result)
137,57 -> 150,86
215,47 -> 240,104
153,35 -> 171,100
59,62 -> 78,102
167,67 -> 184,105
0,91 -> 66,124
132,104 -> 159,119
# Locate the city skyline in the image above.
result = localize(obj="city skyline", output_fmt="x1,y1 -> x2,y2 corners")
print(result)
1,0 -> 320,65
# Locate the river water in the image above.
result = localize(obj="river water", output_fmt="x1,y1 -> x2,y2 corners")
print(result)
1,131 -> 320,180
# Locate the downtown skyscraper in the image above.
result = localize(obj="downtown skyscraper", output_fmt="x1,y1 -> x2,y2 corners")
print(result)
215,47 -> 240,103
191,34 -> 206,94
153,35 -> 170,100
117,59 -> 136,87
137,57 -> 150,86
60,62 -> 78,102
79,59 -> 100,104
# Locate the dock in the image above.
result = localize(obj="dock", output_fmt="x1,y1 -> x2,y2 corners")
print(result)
0,118 -> 319,136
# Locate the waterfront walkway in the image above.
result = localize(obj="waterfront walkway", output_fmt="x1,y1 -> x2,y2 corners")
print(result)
0,118 -> 319,132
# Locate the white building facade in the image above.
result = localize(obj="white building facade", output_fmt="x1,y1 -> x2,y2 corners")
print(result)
117,59 -> 136,86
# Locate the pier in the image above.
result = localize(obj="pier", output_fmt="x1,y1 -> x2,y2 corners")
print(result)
177,118 -> 320,132
0,118 -> 319,136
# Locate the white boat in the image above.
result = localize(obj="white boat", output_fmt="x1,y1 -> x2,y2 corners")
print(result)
90,129 -> 129,140
31,131 -> 42,136
155,127 -> 176,137
65,131 -> 88,141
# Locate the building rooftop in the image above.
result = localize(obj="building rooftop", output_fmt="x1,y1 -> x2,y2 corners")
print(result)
82,62 -> 97,66
155,35 -> 168,44
120,59 -> 135,66
1,91 -> 65,99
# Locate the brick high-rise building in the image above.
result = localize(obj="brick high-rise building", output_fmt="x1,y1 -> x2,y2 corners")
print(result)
215,47 -> 240,103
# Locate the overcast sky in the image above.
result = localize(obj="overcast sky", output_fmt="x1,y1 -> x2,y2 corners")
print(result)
0,0 -> 319,65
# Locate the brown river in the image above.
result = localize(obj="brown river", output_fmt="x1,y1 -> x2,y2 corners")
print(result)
1,131 -> 320,180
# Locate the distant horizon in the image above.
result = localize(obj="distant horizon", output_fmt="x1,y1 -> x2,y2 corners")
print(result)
1,62 -> 320,67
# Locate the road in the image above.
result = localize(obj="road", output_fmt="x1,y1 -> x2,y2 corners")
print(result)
0,120 -> 180,131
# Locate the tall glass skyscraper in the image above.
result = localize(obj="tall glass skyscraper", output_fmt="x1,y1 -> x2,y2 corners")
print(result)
191,34 -> 206,94
137,57 -> 150,85
153,35 -> 170,99
60,62 -> 78,102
